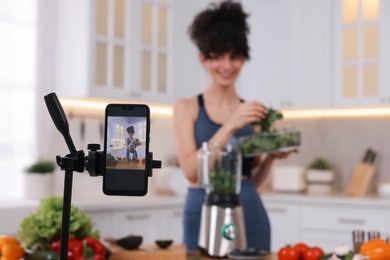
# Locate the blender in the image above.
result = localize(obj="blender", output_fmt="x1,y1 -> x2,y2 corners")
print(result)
198,142 -> 247,258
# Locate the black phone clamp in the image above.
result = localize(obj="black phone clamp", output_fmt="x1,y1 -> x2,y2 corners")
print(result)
44,92 -> 161,260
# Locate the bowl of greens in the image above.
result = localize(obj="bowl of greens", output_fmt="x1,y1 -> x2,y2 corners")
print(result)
239,108 -> 301,157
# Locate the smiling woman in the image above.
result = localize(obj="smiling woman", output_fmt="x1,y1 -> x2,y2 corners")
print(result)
0,0 -> 38,198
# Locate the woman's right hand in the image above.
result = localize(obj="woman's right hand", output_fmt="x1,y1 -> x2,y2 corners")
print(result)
226,101 -> 268,131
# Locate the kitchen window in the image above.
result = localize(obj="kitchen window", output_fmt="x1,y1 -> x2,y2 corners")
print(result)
0,0 -> 37,198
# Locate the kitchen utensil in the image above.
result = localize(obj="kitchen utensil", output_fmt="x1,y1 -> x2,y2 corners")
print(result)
227,248 -> 267,259
155,240 -> 173,249
352,230 -> 365,252
368,230 -> 380,240
198,142 -> 246,258
346,148 -> 377,197
104,235 -> 143,250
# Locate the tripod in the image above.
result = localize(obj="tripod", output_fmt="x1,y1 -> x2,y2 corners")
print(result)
44,93 -> 161,260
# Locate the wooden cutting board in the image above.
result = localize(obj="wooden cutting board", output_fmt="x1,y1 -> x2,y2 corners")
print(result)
109,243 -> 186,260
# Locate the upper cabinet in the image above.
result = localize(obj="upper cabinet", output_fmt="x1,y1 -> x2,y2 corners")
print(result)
91,0 -> 174,102
239,0 -> 332,109
334,0 -> 390,107
240,0 -> 390,109
54,0 -> 204,103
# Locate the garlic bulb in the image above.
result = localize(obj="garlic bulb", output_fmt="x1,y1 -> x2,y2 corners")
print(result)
334,243 -> 350,256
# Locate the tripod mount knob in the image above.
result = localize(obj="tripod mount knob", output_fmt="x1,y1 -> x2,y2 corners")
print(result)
88,144 -> 101,151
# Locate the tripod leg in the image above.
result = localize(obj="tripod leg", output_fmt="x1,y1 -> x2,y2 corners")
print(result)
60,169 -> 74,260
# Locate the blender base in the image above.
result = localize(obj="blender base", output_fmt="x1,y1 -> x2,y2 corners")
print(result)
198,204 -> 247,258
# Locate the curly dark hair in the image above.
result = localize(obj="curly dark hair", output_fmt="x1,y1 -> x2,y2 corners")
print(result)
126,126 -> 135,134
188,0 -> 250,60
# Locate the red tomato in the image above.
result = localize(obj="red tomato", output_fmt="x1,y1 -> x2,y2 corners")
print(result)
278,246 -> 300,260
303,247 -> 325,260
294,242 -> 309,256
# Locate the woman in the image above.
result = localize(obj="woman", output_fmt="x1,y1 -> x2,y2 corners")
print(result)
173,0 -> 294,252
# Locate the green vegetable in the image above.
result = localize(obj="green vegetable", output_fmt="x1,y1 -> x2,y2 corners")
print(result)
255,108 -> 283,133
106,153 -> 116,161
209,167 -> 236,194
25,250 -> 59,260
240,131 -> 301,156
18,196 -> 99,250
308,158 -> 333,170
26,160 -> 55,174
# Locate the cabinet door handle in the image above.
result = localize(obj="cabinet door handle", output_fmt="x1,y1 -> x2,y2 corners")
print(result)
338,218 -> 365,225
266,207 -> 287,213
126,214 -> 150,220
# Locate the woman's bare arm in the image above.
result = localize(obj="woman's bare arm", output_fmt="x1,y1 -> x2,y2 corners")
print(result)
173,98 -> 268,184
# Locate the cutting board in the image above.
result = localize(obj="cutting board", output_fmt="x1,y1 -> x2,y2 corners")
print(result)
109,243 -> 186,260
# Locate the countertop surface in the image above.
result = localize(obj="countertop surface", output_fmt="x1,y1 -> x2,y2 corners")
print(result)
1,190 -> 390,211
260,189 -> 390,207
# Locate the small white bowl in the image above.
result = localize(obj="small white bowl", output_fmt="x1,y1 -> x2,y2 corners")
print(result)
378,182 -> 390,197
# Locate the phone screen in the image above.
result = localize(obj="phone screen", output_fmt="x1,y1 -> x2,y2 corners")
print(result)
103,104 -> 150,196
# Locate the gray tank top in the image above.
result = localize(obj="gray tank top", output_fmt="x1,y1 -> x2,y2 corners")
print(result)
194,94 -> 254,178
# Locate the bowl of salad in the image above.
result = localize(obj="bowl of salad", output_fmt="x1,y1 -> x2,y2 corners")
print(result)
239,108 -> 301,157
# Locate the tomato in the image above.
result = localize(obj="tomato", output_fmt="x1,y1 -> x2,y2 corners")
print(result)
294,242 -> 309,256
303,247 -> 324,260
278,246 -> 300,260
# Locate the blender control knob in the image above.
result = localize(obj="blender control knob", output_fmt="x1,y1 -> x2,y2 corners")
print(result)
221,224 -> 237,241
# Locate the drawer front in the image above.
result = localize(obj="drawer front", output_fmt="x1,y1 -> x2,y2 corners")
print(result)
112,210 -> 155,242
301,205 -> 390,232
300,231 -> 351,253
264,202 -> 300,252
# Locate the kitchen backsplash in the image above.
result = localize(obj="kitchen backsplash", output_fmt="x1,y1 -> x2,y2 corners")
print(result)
44,114 -> 390,197
274,116 -> 390,192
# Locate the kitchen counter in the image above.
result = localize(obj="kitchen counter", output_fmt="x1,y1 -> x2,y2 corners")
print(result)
2,189 -> 389,211
260,189 -> 390,207
1,190 -> 389,224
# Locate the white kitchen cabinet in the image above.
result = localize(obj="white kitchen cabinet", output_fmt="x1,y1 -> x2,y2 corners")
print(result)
239,0 -> 332,109
54,0 -> 173,103
86,205 -> 183,243
0,205 -> 37,237
111,208 -> 156,242
263,200 -> 300,252
333,0 -> 390,107
53,0 -> 209,104
262,193 -> 390,253
88,211 -> 114,239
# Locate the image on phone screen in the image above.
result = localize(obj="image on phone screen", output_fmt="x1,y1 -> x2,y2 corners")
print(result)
103,104 -> 150,196
106,116 -> 147,170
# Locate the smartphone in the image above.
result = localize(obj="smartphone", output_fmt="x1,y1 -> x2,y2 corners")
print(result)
103,104 -> 150,196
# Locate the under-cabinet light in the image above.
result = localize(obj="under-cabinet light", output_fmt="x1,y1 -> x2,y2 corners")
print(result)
59,98 -> 390,119
282,107 -> 390,119
59,98 -> 173,118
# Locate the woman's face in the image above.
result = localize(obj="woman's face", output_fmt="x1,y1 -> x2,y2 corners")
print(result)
200,52 -> 245,88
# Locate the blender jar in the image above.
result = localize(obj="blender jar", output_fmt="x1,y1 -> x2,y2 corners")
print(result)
198,142 -> 242,196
